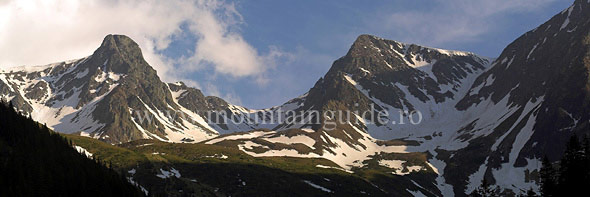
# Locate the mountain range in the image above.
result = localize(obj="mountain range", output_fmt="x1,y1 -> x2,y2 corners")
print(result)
2,0 -> 590,196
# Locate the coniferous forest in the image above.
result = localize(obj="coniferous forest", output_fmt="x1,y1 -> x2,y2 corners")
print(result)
0,101 -> 144,196
538,134 -> 590,197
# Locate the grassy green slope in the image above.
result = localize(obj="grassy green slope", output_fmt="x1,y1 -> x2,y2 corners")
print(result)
65,135 -> 438,196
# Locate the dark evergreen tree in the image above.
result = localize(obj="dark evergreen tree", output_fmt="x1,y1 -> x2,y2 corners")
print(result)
0,100 -> 144,197
558,134 -> 585,195
539,156 -> 556,197
582,136 -> 590,188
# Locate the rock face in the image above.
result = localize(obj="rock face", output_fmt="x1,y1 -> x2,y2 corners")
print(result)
2,0 -> 590,195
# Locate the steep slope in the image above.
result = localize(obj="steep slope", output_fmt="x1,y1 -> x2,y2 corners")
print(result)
0,101 -> 143,196
445,0 -> 590,194
457,0 -> 590,161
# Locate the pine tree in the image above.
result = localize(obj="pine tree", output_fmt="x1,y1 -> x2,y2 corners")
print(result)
0,101 -> 144,196
539,156 -> 556,196
558,134 -> 585,195
582,136 -> 590,188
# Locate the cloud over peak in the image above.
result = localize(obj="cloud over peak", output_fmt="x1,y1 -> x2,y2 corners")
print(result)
0,0 -> 280,85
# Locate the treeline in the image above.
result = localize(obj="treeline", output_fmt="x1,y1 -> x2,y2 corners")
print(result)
539,134 -> 590,196
0,101 -> 144,196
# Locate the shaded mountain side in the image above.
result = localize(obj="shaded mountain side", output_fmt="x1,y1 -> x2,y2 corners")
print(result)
457,0 -> 590,161
0,101 -> 143,196
441,0 -> 590,195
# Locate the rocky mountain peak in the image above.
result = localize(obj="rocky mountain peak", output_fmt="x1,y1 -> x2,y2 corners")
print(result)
96,34 -> 142,59
341,34 -> 482,76
100,34 -> 138,49
347,34 -> 394,57
85,34 -> 150,75
308,34 -> 488,116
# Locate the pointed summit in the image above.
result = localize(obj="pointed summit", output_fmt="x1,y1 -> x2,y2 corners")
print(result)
346,34 -> 397,58
350,34 -> 380,48
98,34 -> 142,56
101,34 -> 136,46
85,34 -> 151,75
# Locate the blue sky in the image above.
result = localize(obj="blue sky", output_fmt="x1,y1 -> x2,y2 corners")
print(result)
0,0 -> 574,109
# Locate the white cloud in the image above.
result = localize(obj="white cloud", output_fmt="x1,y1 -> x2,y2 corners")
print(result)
379,0 -> 557,46
0,0 -> 280,85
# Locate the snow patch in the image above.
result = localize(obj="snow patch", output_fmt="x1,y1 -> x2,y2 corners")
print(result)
560,5 -> 574,31
156,168 -> 181,179
315,165 -> 354,173
74,145 -> 93,158
526,44 -> 539,60
75,68 -> 89,79
343,74 -> 357,86
204,154 -> 228,159
263,134 -> 316,148
303,180 -> 332,193
127,177 -> 149,195
359,67 -> 371,74
205,130 -> 273,145
378,159 -> 405,169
